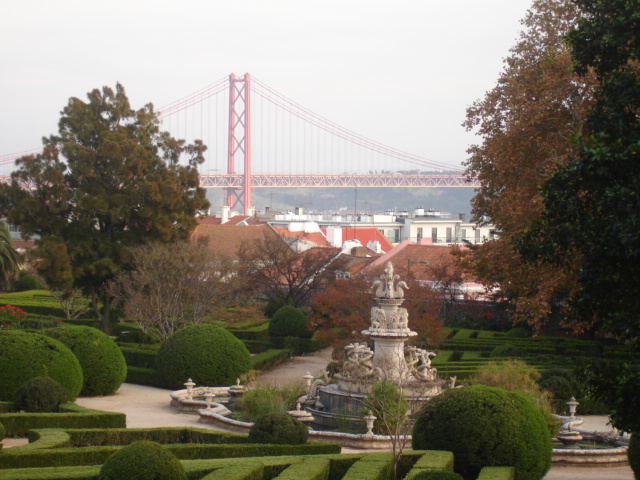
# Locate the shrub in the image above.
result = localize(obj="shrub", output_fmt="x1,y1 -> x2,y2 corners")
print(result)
98,440 -> 186,480
248,413 -> 308,445
0,420 -> 5,444
269,305 -> 312,338
539,376 -> 576,401
155,324 -> 252,389
15,273 -> 44,292
14,377 -> 68,412
240,384 -> 305,422
264,298 -> 291,318
0,330 -> 83,401
490,343 -> 525,358
364,380 -> 408,435
629,434 -> 639,480
412,385 -> 552,480
505,327 -> 531,338
43,325 -> 127,396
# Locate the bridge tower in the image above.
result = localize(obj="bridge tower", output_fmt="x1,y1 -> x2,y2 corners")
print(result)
226,73 -> 252,215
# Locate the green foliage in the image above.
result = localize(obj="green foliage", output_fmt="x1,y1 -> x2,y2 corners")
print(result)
490,343 -> 524,358
412,385 -> 552,480
250,348 -> 291,371
264,297 -> 291,318
411,472 -> 463,480
0,420 -> 5,442
155,324 -> 252,389
14,377 -> 68,413
240,384 -> 305,422
364,380 -> 408,435
519,0 -> 640,432
0,83 -> 209,333
43,325 -> 126,396
98,440 -> 187,480
14,273 -> 43,292
269,306 -> 312,338
0,222 -> 19,290
248,413 -> 308,445
504,327 -> 531,339
0,330 -> 83,401
628,434 -> 639,480
539,376 -> 575,401
0,403 -> 125,437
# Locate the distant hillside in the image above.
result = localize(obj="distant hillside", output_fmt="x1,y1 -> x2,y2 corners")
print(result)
207,187 -> 477,217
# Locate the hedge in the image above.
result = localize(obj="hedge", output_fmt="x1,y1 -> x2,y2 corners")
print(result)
0,427 -> 340,469
0,450 -> 509,480
124,367 -> 161,387
117,343 -> 160,369
0,403 -> 126,437
476,467 -> 515,480
251,349 -> 292,371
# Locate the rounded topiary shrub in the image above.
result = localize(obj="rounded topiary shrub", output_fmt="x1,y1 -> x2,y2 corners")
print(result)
412,385 -> 552,480
99,440 -> 186,480
248,413 -> 308,445
0,330 -> 83,401
629,434 -> 639,480
43,325 -> 127,396
156,324 -> 252,389
505,327 -> 531,338
490,343 -> 525,358
14,376 -> 68,412
269,306 -> 312,338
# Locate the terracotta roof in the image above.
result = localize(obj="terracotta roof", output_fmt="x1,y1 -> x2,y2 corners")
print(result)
322,227 -> 394,253
337,254 -> 376,275
363,243 -> 463,281
190,224 -> 286,260
197,216 -> 222,225
273,228 -> 332,248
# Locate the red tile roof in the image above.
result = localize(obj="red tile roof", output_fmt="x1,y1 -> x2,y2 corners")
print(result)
273,228 -> 332,248
190,224 -> 286,260
322,227 -> 394,253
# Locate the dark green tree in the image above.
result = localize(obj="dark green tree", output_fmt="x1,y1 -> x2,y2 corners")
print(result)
0,221 -> 20,289
0,84 -> 209,333
520,0 -> 640,432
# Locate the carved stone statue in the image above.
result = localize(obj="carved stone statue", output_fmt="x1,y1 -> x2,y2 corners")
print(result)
373,262 -> 409,299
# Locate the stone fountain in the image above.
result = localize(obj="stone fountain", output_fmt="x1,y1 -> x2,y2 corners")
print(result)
302,262 -> 444,429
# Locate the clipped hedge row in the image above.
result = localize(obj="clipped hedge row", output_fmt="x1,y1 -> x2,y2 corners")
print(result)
228,323 -> 270,342
0,404 -> 126,437
0,450 -> 517,480
0,427 -> 340,470
124,366 -> 161,387
251,349 -> 292,371
117,343 -> 160,369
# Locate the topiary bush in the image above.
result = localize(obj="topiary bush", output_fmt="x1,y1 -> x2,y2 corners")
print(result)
98,440 -> 186,480
505,327 -> 531,338
490,343 -> 525,358
0,330 -> 83,401
412,384 -> 552,480
43,325 -> 127,396
629,434 -> 639,480
156,324 -> 252,389
14,376 -> 68,412
248,413 -> 308,445
269,305 -> 312,339
14,272 -> 44,292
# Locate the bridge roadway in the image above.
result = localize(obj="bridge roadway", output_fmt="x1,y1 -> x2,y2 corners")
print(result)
0,173 -> 478,189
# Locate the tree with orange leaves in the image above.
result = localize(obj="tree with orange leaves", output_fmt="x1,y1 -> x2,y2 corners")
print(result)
457,0 -> 597,331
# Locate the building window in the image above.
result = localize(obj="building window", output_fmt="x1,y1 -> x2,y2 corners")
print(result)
417,227 -> 423,240
460,228 -> 466,242
446,227 -> 452,243
475,228 -> 481,243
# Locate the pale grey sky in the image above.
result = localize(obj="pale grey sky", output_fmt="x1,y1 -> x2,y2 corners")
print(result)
1,1 -> 533,174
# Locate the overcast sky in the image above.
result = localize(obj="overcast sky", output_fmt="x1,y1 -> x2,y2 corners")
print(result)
1,1 -> 533,175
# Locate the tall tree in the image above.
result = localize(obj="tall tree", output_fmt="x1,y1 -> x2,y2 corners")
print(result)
237,231 -> 343,308
521,0 -> 640,432
458,0 -> 596,330
0,84 -> 209,333
110,240 -> 235,342
0,221 -> 20,289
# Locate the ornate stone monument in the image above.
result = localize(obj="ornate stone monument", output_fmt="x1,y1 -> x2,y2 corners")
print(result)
303,261 -> 444,428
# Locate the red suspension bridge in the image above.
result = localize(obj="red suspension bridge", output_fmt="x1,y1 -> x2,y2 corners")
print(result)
0,73 -> 477,215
